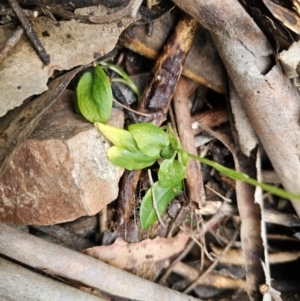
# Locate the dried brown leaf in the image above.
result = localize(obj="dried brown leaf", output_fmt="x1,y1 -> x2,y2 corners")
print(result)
83,232 -> 190,270
0,6 -> 133,117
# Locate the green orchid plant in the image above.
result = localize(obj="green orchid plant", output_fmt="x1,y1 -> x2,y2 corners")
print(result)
76,64 -> 300,229
76,64 -> 140,123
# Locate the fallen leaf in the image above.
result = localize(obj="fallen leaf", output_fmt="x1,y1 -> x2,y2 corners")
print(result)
83,232 -> 190,270
0,5 -> 134,117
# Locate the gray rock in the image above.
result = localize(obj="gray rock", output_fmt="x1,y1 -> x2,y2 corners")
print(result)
0,103 -> 124,225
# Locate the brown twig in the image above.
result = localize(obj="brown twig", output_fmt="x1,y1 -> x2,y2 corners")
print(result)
7,0 -> 50,65
183,229 -> 240,294
211,245 -> 300,265
136,14 -> 199,125
191,106 -> 229,136
119,13 -> 226,94
0,223 -> 201,301
158,238 -> 195,285
173,261 -> 246,290
112,98 -> 153,117
115,169 -> 143,243
0,4 -> 38,17
1,257 -> 105,301
228,85 -> 265,301
0,26 -> 24,65
173,76 -> 206,207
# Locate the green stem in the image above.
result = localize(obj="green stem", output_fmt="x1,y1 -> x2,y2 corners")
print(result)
187,152 -> 300,200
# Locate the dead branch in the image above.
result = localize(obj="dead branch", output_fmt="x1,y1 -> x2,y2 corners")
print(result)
228,86 -> 265,301
233,153 -> 265,301
211,245 -> 300,265
136,13 -> 198,124
119,13 -> 226,94
183,230 -> 239,294
173,76 -> 206,206
0,4 -> 38,17
191,106 -> 229,136
0,223 -> 202,301
172,261 -> 246,290
0,26 -> 24,65
0,257 -> 105,301
8,0 -> 50,64
171,0 -> 300,219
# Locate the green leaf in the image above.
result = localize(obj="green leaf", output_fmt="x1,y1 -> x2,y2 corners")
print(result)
112,78 -> 141,102
76,66 -> 112,123
95,123 -> 138,152
100,62 -> 141,101
160,144 -> 176,159
158,158 -> 186,188
167,123 -> 182,151
140,181 -> 182,229
129,123 -> 169,157
187,152 -> 300,200
107,146 -> 158,170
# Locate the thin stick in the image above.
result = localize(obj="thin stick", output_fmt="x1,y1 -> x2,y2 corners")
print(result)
158,239 -> 195,285
113,99 -> 153,117
0,258 -> 105,301
183,229 -> 239,294
99,205 -> 107,237
159,201 -> 234,285
0,4 -> 38,17
0,223 -> 201,301
173,77 -> 205,206
147,169 -> 166,228
0,26 -> 24,65
180,226 -> 214,261
7,0 -> 50,65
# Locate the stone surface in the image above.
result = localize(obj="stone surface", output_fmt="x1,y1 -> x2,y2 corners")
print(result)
0,96 -> 124,225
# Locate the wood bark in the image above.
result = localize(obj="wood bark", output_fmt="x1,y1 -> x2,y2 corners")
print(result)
228,83 -> 265,301
136,13 -> 198,125
173,77 -> 205,206
119,12 -> 226,94
0,257 -> 105,301
0,26 -> 24,65
0,223 -> 201,301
